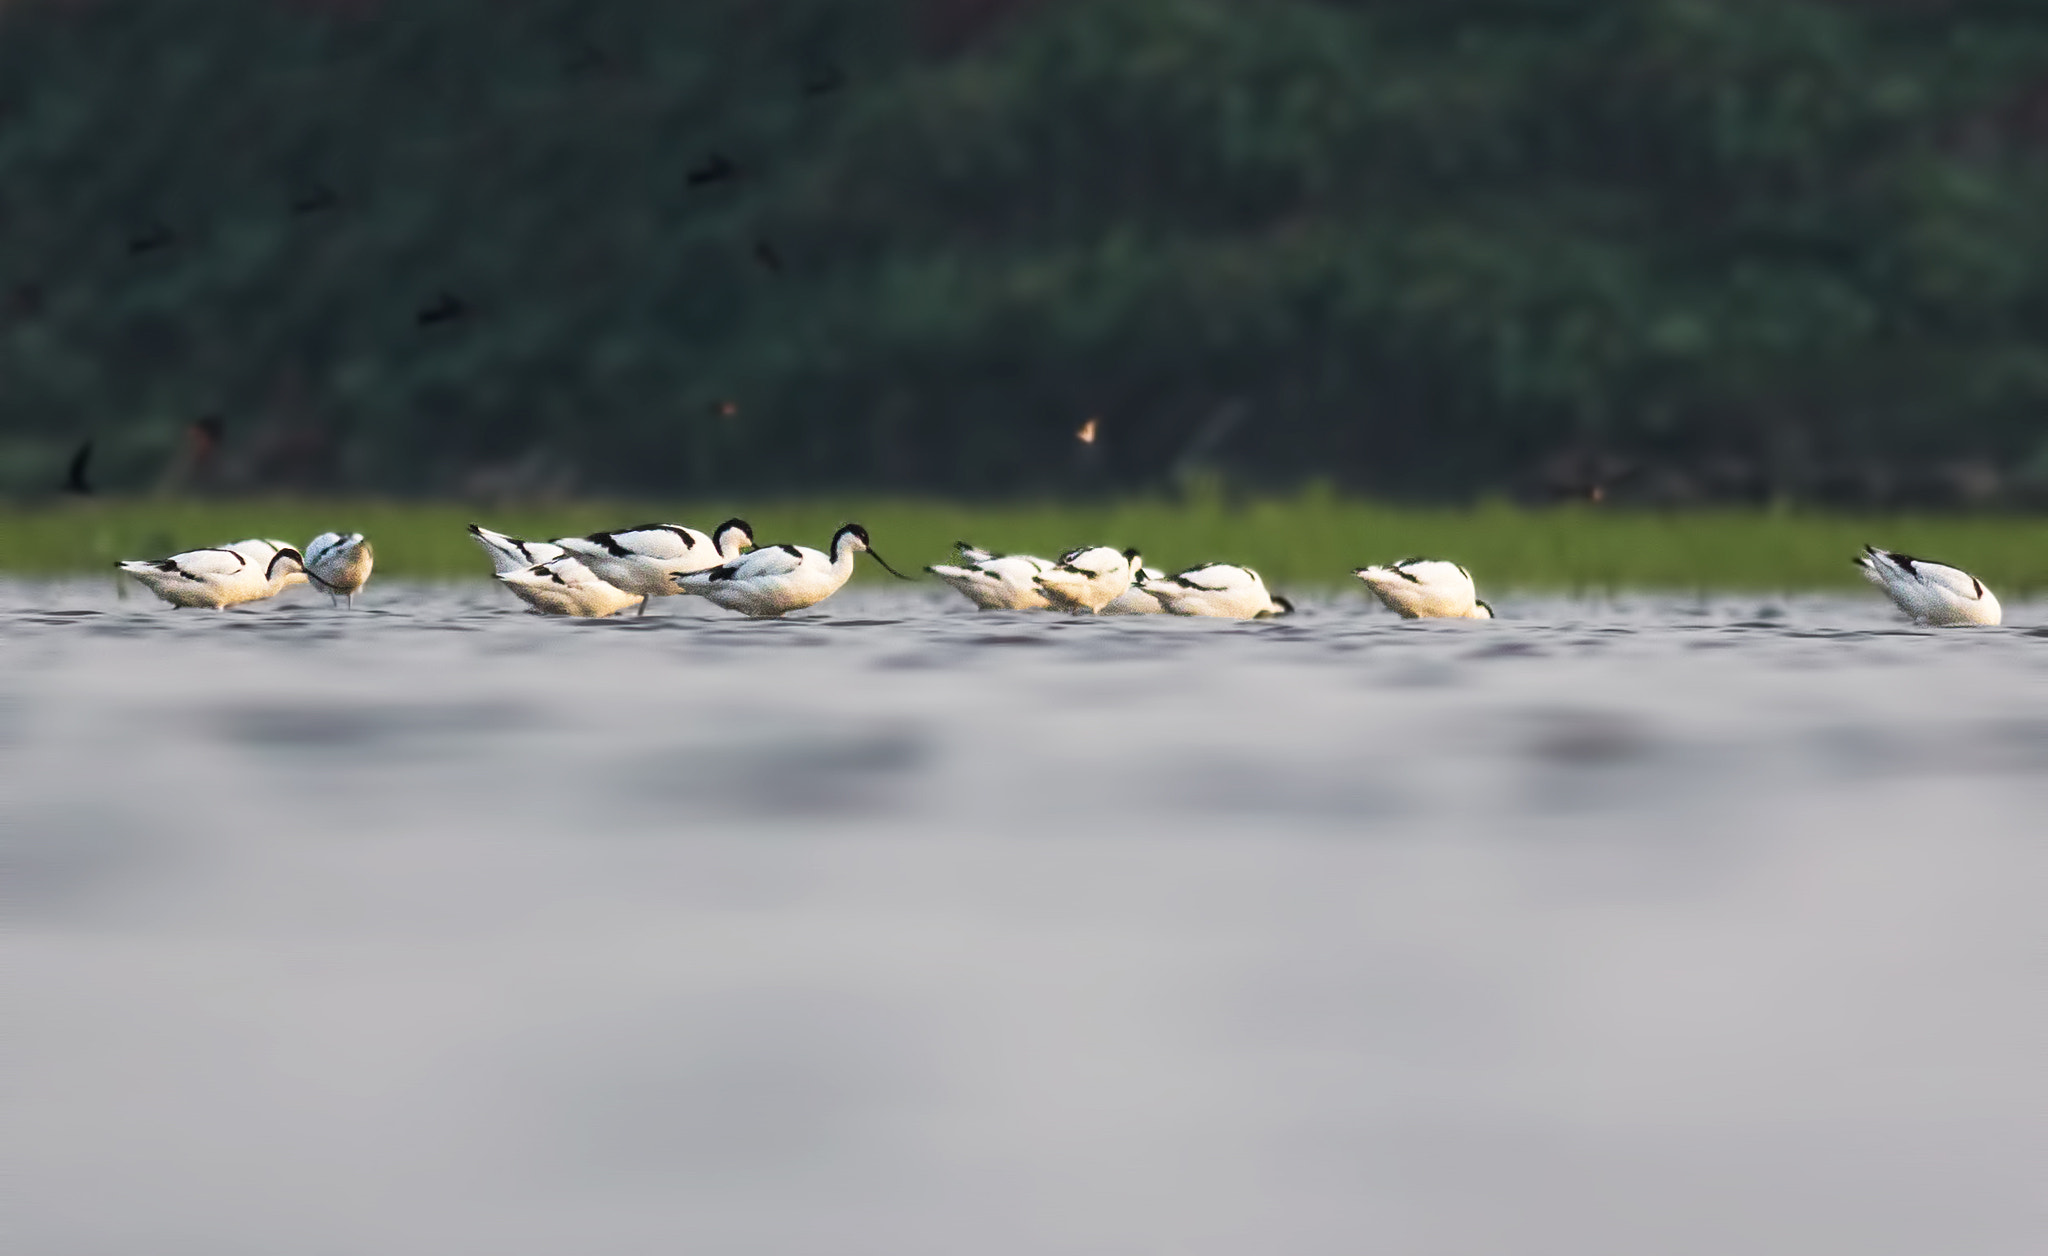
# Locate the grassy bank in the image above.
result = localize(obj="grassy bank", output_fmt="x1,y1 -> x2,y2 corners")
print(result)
3,495 -> 2045,593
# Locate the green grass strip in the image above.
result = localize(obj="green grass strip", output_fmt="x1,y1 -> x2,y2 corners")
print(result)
4,493 -> 2045,593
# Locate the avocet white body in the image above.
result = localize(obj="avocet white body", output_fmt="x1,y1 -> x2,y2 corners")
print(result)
1354,558 -> 1493,620
497,556 -> 646,618
1034,546 -> 1141,614
118,538 -> 308,609
1856,546 -> 2001,626
1144,563 -> 1293,619
553,519 -> 754,607
927,542 -> 1057,611
305,531 -> 374,606
675,523 -> 907,618
468,523 -> 567,574
1101,567 -> 1168,615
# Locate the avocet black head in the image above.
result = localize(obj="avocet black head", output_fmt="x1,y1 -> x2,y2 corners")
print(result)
713,518 -> 754,554
265,546 -> 306,581
834,523 -> 911,580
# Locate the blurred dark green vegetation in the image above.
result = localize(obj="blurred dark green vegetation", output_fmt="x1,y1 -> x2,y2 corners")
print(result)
2,0 -> 2047,505
5,495 -> 2045,592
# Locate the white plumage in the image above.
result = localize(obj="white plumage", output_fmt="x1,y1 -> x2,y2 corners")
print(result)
497,556 -> 646,618
926,542 -> 1058,611
553,519 -> 754,609
118,538 -> 307,609
1101,566 -> 1169,615
1354,558 -> 1493,620
468,523 -> 568,575
305,531 -> 374,606
675,523 -> 908,617
1855,546 -> 2001,627
1033,546 -> 1141,614
1143,563 -> 1293,619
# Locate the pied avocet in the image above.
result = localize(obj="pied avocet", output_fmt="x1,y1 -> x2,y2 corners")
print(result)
553,519 -> 754,612
674,522 -> 908,617
305,531 -> 374,607
1354,558 -> 1493,619
497,556 -> 646,618
1034,546 -> 1141,614
1855,546 -> 2001,626
1102,566 -> 1169,614
926,542 -> 1057,611
468,523 -> 567,574
1144,563 -> 1294,619
118,538 -> 307,609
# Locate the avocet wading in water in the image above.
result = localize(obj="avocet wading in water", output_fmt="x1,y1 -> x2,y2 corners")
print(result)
497,556 -> 646,618
305,531 -> 374,607
552,519 -> 754,613
1855,546 -> 2001,626
1353,558 -> 1493,620
926,542 -> 1058,611
1033,546 -> 1141,614
675,522 -> 909,617
1143,563 -> 1294,619
118,538 -> 307,609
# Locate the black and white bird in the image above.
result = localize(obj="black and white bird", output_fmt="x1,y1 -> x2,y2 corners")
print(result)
926,542 -> 1058,611
497,556 -> 646,618
305,532 -> 374,607
118,538 -> 307,609
1142,563 -> 1293,619
1101,565 -> 1169,614
675,522 -> 908,617
552,520 -> 754,613
1855,546 -> 2001,626
1354,558 -> 1493,619
1034,546 -> 1141,614
468,523 -> 569,575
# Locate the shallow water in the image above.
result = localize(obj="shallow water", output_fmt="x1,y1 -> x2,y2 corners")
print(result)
5,581 -> 2044,1255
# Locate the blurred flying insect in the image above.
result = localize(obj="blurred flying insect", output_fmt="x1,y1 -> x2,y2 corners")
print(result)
62,439 -> 93,495
1076,417 -> 1099,444
688,154 -> 738,187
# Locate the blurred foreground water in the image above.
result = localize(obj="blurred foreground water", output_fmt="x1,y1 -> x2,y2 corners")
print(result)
4,582 -> 2044,1255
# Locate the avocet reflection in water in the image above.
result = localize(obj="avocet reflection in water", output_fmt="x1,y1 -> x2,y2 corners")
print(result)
3,581 -> 2042,1256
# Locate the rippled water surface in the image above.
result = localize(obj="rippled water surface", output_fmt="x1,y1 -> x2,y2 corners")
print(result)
5,580 -> 2044,1255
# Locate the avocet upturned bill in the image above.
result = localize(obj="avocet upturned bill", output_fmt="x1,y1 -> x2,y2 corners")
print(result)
1101,566 -> 1169,614
305,531 -> 374,607
497,556 -> 646,618
1353,558 -> 1493,619
926,541 -> 1058,611
553,519 -> 755,611
674,522 -> 909,617
468,523 -> 568,574
1855,545 -> 2001,626
1034,546 -> 1141,614
1143,563 -> 1294,619
118,538 -> 308,609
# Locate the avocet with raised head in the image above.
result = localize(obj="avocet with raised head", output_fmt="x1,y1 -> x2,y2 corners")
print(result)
674,522 -> 909,617
1855,545 -> 2001,626
497,556 -> 646,618
1144,563 -> 1293,619
553,519 -> 754,612
468,523 -> 567,574
1102,566 -> 1169,614
1354,558 -> 1493,619
926,542 -> 1057,611
118,538 -> 307,609
305,531 -> 374,607
1034,546 -> 1141,614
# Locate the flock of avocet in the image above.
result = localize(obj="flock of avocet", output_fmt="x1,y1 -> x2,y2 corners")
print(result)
116,521 -> 2005,627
